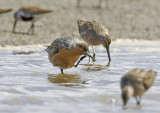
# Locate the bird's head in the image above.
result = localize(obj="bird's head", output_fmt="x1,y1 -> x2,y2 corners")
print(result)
76,42 -> 95,61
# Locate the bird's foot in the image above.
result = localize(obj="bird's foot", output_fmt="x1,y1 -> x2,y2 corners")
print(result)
122,105 -> 127,109
106,61 -> 110,66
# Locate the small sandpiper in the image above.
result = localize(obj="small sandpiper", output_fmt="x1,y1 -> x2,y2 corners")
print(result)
12,6 -> 53,34
46,36 -> 95,74
121,68 -> 156,108
77,19 -> 111,65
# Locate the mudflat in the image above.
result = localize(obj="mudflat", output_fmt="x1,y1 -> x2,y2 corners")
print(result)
0,0 -> 159,46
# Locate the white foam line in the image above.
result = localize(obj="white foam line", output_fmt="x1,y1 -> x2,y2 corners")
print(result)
112,39 -> 160,46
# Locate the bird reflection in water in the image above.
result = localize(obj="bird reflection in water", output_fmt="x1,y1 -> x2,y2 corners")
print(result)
79,63 -> 110,71
48,73 -> 87,87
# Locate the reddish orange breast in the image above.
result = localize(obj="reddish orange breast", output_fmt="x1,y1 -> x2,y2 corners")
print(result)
50,48 -> 82,69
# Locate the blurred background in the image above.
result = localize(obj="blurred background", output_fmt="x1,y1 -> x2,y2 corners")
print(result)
0,0 -> 159,46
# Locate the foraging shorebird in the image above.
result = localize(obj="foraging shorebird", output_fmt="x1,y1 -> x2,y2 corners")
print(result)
121,69 -> 156,108
77,0 -> 103,8
12,6 -> 53,34
77,19 -> 111,65
46,36 -> 95,74
0,9 -> 12,15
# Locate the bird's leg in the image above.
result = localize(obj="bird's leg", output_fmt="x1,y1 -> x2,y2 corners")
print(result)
12,20 -> 17,33
135,97 -> 141,105
28,22 -> 34,34
87,49 -> 91,64
106,46 -> 111,66
92,46 -> 96,62
75,55 -> 87,67
60,68 -> 64,74
97,0 -> 103,8
77,0 -> 81,7
105,0 -> 109,8
88,57 -> 90,64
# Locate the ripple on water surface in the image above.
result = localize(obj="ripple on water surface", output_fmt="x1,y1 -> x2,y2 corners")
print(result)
0,40 -> 160,113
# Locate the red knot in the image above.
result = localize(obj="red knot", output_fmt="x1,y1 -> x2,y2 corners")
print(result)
46,36 -> 95,74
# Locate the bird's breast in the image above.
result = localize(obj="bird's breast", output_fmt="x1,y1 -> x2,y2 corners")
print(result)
50,48 -> 81,69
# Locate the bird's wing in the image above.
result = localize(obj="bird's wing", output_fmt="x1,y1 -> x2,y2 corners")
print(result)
91,21 -> 108,35
21,6 -> 53,15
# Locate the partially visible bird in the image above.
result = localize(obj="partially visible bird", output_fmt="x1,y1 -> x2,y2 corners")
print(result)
46,36 -> 95,74
12,6 -> 53,34
0,9 -> 12,15
77,19 -> 111,65
77,0 -> 104,8
121,69 -> 157,108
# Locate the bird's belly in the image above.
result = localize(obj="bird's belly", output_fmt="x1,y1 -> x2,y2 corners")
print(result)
50,48 -> 80,69
21,16 -> 34,21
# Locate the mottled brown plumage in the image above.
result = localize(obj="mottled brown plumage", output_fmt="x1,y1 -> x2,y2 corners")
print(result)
12,6 -> 53,34
121,68 -> 156,108
77,19 -> 111,65
46,36 -> 95,74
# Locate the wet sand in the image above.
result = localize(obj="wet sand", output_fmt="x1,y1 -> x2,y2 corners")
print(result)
0,0 -> 160,46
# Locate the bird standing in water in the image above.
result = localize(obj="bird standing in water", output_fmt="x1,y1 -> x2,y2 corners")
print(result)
46,36 -> 95,74
77,19 -> 111,65
121,68 -> 156,108
12,6 -> 53,34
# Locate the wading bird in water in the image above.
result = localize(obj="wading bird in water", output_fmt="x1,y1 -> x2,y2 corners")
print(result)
77,19 -> 111,65
46,36 -> 95,74
121,68 -> 156,109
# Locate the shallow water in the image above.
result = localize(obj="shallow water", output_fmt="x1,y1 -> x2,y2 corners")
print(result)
0,40 -> 160,113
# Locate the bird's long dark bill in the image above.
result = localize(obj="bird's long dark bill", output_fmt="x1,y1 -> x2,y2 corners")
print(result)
75,52 -> 96,67
75,55 -> 87,67
86,51 -> 96,62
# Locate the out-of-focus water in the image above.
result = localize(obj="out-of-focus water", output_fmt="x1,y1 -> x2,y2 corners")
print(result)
0,40 -> 160,113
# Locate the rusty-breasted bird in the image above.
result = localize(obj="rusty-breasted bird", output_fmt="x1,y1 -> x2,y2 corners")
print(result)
121,68 -> 156,108
77,19 -> 111,65
12,6 -> 53,34
45,36 -> 95,74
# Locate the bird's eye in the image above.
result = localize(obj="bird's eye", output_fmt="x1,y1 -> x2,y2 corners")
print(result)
78,45 -> 87,51
78,45 -> 83,48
